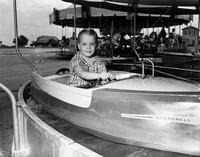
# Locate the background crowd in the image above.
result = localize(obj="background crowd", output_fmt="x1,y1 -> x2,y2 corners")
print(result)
97,27 -> 182,58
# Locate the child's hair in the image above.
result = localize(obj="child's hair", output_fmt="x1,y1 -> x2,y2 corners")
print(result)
78,28 -> 98,44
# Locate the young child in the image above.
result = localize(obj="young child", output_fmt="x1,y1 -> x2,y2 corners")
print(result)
69,29 -> 114,87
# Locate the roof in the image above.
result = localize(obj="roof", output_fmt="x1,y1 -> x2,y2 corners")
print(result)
182,26 -> 199,30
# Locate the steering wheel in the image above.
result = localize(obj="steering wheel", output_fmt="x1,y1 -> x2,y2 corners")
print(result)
56,68 -> 70,75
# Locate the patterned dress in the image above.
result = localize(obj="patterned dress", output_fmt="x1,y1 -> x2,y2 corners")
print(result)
69,52 -> 107,87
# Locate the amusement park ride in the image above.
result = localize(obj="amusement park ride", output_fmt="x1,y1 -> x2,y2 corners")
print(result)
7,0 -> 200,157
50,0 -> 197,56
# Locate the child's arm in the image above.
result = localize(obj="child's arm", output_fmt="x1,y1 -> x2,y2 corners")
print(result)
74,66 -> 112,81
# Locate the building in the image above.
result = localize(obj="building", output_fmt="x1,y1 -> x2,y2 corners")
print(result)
182,26 -> 199,47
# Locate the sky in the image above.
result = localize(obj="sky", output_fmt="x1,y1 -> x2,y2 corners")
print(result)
0,0 -> 71,46
0,0 -> 199,46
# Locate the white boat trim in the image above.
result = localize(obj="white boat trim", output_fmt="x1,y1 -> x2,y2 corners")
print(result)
32,71 -> 142,108
32,71 -> 200,108
32,72 -> 93,108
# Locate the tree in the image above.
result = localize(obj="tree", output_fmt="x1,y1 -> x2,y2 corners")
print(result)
13,35 -> 29,47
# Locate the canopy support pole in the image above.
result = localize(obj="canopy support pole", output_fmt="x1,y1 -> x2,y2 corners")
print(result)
197,4 -> 200,51
130,17 -> 133,55
13,0 -> 37,72
133,11 -> 136,53
74,0 -> 77,52
61,26 -> 64,53
133,2 -> 137,53
131,0 -> 139,58
111,19 -> 113,37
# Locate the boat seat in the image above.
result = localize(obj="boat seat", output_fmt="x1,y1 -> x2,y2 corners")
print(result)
51,75 -> 71,85
51,75 -> 102,89
50,72 -> 139,88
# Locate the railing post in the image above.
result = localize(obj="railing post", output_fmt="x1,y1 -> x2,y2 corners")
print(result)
0,84 -> 20,154
140,58 -> 155,78
0,83 -> 30,156
142,62 -> 145,79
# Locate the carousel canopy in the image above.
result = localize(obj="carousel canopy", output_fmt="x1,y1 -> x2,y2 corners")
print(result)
50,5 -> 192,34
55,0 -> 198,34
83,0 -> 199,6
62,0 -> 199,13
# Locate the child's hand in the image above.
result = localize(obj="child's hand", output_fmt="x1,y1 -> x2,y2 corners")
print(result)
99,72 -> 115,81
109,73 -> 116,81
99,72 -> 111,80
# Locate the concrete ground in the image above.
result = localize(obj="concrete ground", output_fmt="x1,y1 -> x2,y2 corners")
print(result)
0,93 -> 14,157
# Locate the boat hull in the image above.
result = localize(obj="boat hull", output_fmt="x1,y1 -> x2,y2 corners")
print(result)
32,82 -> 200,156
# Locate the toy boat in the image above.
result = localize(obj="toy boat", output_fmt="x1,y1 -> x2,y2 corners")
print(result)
30,70 -> 200,156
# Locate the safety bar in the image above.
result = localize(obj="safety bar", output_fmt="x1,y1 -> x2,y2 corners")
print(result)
134,50 -> 154,78
140,58 -> 155,78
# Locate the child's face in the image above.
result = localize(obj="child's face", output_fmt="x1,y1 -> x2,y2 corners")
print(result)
78,34 -> 96,58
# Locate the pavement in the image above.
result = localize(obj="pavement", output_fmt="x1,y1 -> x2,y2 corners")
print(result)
0,93 -> 14,157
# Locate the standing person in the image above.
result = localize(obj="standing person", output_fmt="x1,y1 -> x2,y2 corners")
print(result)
170,28 -> 178,47
149,31 -> 158,56
158,26 -> 166,44
172,28 -> 176,38
143,35 -> 150,55
136,34 -> 145,57
104,36 -> 112,58
69,29 -> 115,87
120,33 -> 129,56
112,29 -> 122,57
